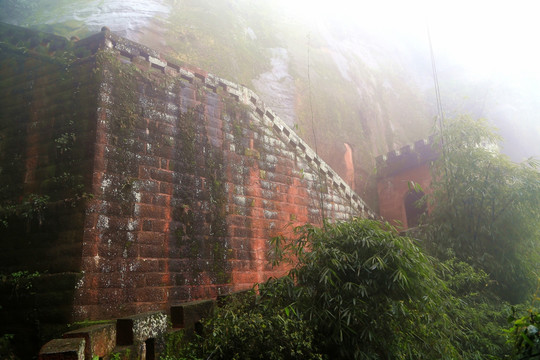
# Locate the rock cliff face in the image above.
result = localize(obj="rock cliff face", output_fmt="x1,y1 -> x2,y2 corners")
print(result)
0,23 -> 372,354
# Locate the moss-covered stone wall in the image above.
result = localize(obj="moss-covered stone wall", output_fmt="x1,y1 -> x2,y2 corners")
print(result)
72,31 -> 373,320
0,24 -> 374,354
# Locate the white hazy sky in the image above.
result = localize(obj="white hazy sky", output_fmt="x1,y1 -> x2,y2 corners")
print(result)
278,0 -> 540,81
273,0 -> 540,159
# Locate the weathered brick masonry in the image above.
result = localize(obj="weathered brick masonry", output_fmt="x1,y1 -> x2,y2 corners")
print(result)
75,28 -> 374,319
0,23 -> 373,353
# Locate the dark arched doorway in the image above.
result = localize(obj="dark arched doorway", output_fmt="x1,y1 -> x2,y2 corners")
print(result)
404,190 -> 426,228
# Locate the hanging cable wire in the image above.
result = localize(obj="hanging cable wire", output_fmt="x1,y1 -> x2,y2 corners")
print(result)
426,20 -> 450,183
427,22 -> 445,131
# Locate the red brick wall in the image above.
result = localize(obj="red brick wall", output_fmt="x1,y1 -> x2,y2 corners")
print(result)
0,24 -> 374,356
73,34 -> 373,320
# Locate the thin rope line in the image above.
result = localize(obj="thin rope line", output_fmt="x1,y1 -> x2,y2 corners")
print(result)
427,23 -> 445,130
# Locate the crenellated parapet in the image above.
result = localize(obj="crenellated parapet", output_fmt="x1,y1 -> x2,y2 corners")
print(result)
376,136 -> 438,178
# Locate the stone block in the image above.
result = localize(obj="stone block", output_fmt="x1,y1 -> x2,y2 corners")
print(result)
170,299 -> 215,329
159,182 -> 173,195
131,258 -> 160,273
232,272 -> 259,284
96,285 -> 126,304
63,323 -> 116,360
39,338 -> 85,360
77,288 -> 100,306
116,311 -> 168,346
138,243 -> 166,258
134,287 -> 166,303
136,232 -> 165,246
136,204 -> 167,219
144,273 -> 170,287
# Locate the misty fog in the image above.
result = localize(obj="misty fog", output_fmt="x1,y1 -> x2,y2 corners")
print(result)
2,0 -> 538,160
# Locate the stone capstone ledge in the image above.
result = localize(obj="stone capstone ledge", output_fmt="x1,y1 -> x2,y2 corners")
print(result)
170,290 -> 254,330
116,311 -> 168,346
40,312 -> 168,360
39,338 -> 86,360
170,299 -> 215,330
63,323 -> 116,360
38,294 -> 252,359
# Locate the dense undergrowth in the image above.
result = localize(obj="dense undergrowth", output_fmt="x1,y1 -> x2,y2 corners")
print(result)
161,219 -> 513,359
162,116 -> 539,359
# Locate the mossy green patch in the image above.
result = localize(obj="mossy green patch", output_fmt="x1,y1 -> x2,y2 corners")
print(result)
170,100 -> 231,284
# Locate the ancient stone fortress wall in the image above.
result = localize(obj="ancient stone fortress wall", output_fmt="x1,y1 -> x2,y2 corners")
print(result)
76,28 -> 374,320
0,23 -> 373,355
